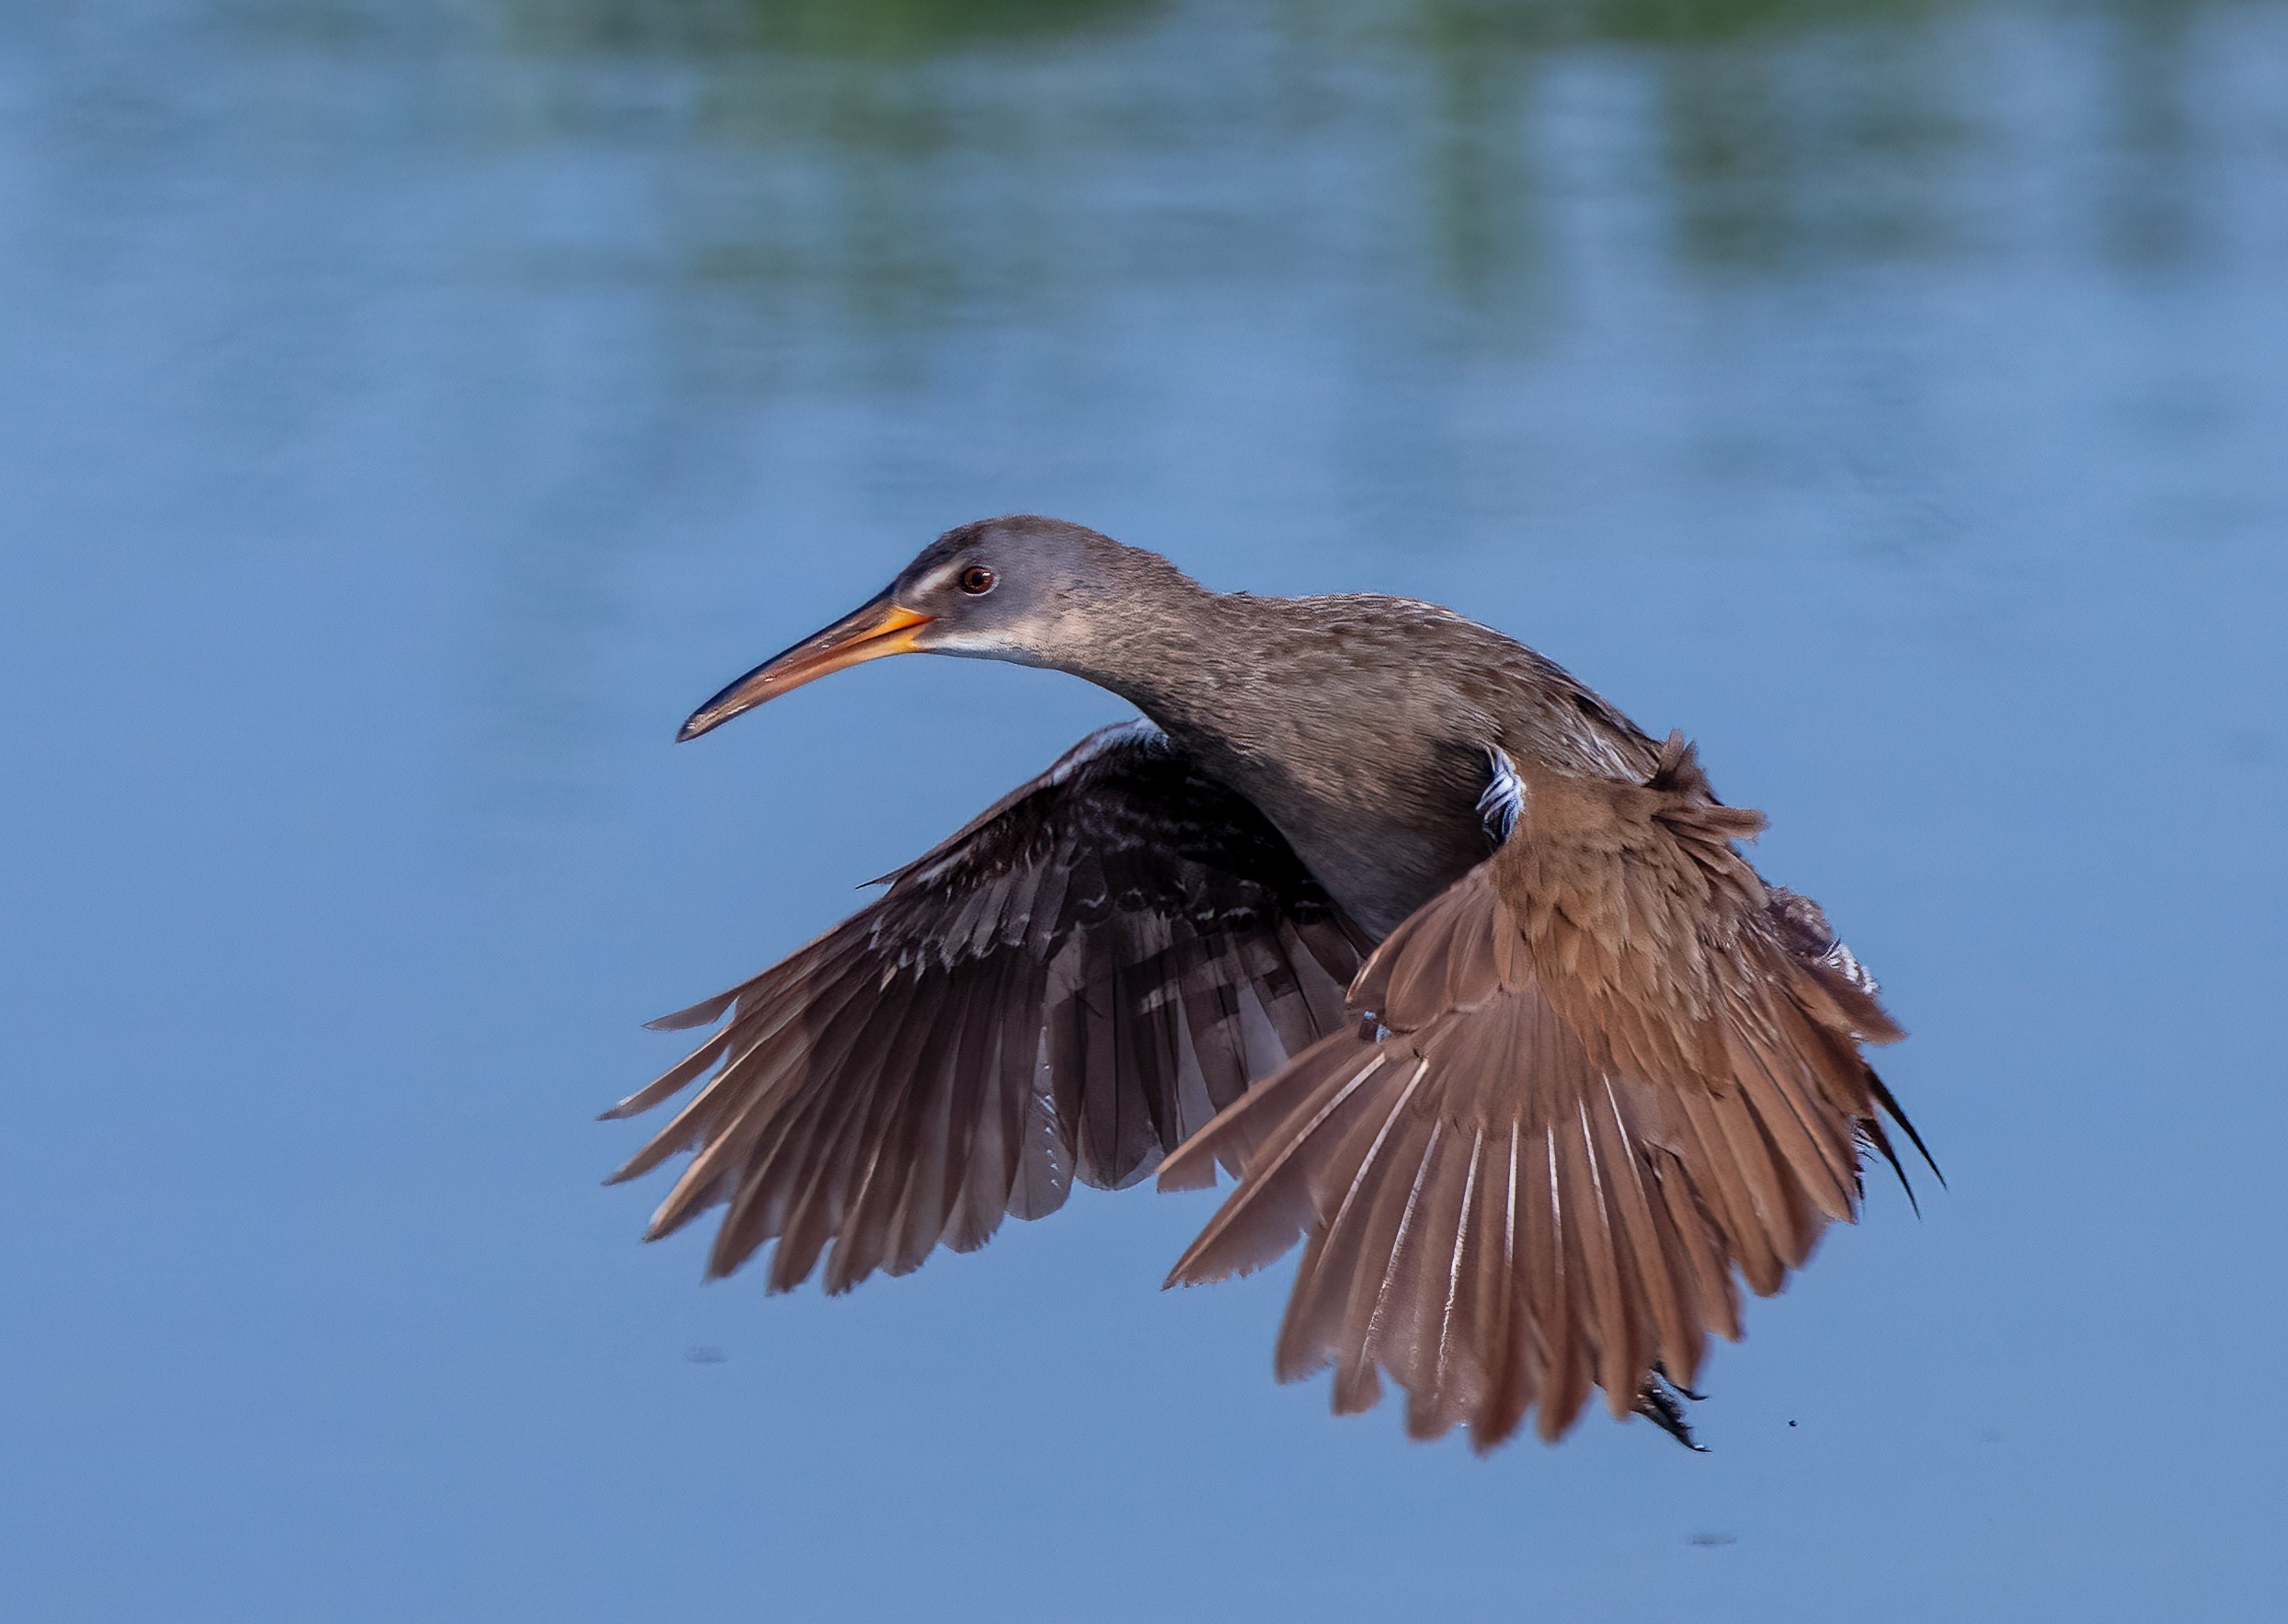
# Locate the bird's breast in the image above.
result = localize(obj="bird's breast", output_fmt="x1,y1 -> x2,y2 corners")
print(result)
1174,727 -> 1493,943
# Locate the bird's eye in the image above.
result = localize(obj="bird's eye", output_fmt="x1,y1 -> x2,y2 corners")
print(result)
958,566 -> 996,595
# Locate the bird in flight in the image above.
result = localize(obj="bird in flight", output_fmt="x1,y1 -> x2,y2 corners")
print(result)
604,515 -> 1928,1451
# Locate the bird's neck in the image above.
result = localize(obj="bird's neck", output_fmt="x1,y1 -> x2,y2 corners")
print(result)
1049,588 -> 1494,939
1050,588 -> 1262,741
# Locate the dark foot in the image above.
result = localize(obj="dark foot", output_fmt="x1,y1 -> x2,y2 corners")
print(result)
1635,1374 -> 1709,1452
1653,1365 -> 1708,1403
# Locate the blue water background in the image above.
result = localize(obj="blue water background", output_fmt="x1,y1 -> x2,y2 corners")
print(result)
3,0 -> 2284,1617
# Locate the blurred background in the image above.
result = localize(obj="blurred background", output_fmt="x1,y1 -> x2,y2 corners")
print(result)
3,0 -> 2284,1618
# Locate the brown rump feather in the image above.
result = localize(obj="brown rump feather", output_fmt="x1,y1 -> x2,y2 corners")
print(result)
1162,733 -> 1915,1450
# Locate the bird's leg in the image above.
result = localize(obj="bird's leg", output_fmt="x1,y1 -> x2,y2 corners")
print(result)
1634,1371 -> 1709,1452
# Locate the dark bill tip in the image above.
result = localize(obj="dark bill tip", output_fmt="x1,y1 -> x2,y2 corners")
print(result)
675,598 -> 934,741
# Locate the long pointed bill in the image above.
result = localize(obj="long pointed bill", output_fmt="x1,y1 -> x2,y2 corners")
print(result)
677,597 -> 935,740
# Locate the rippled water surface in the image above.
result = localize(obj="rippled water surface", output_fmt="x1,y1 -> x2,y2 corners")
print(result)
4,1 -> 2284,1618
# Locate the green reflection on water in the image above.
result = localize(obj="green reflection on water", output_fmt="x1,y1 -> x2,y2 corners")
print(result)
510,0 -> 1961,56
465,0 -> 2236,381
1413,0 -> 1939,48
509,0 -> 1162,56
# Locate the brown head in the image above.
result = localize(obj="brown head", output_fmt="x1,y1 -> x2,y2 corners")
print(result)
676,515 -> 1205,741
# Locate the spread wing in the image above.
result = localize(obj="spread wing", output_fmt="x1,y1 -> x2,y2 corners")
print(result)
604,721 -> 1372,1296
1161,733 -> 1922,1451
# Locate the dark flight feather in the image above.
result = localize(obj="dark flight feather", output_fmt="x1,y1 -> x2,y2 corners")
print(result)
604,722 -> 1371,1293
